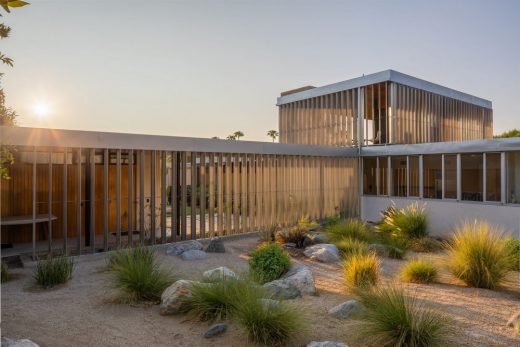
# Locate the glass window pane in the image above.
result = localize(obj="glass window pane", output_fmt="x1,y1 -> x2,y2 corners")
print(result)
461,153 -> 483,201
486,153 -> 501,202
444,154 -> 457,199
391,156 -> 407,197
507,151 -> 520,204
423,155 -> 441,199
363,157 -> 377,195
409,156 -> 419,197
379,157 -> 388,195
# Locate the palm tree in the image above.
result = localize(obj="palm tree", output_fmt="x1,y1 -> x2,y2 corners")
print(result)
226,134 -> 236,140
233,131 -> 244,140
267,130 -> 279,142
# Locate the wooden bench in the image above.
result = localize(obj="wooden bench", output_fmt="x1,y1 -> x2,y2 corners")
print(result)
1,214 -> 57,248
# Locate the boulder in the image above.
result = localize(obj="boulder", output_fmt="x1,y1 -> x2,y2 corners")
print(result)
304,244 -> 340,263
203,323 -> 227,338
180,249 -> 208,261
328,300 -> 360,319
507,311 -> 520,334
304,232 -> 329,247
280,264 -> 316,295
1,338 -> 40,347
307,342 -> 349,347
263,280 -> 301,300
205,237 -> 226,253
202,267 -> 237,281
166,240 -> 203,256
160,280 -> 197,315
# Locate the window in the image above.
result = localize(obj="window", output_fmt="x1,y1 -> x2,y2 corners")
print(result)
378,157 -> 388,195
391,156 -> 407,197
363,157 -> 377,195
507,151 -> 520,204
444,154 -> 457,199
485,153 -> 501,202
409,156 -> 419,197
423,155 -> 442,199
461,153 -> 483,201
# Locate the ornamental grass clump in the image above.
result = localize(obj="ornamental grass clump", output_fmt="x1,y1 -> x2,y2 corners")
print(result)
353,285 -> 454,347
446,221 -> 515,289
343,252 -> 380,288
107,246 -> 175,302
276,215 -> 319,248
326,218 -> 373,243
249,243 -> 290,284
34,255 -> 74,288
182,277 -> 266,322
336,237 -> 369,259
377,203 -> 428,240
401,259 -> 438,284
235,290 -> 304,345
504,237 -> 520,271
1,261 -> 9,283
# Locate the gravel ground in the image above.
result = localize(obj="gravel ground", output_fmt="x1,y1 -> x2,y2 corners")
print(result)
1,235 -> 519,347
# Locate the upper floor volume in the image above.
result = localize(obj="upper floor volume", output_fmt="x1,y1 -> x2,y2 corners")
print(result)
277,70 -> 493,147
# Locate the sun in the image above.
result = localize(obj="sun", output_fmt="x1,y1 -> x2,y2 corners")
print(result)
33,101 -> 51,118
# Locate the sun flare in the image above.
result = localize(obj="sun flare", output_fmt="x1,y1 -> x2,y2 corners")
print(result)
33,101 -> 51,118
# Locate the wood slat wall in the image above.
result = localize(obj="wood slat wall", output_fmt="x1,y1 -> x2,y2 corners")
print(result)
279,82 -> 492,146
1,148 -> 358,255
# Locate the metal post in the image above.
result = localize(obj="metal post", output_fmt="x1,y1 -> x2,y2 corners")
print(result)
419,155 -> 424,199
63,148 -> 68,253
171,151 -> 178,242
103,149 -> 108,251
76,148 -> 82,255
128,149 -> 133,247
90,148 -> 95,252
406,156 -> 410,197
456,153 -> 462,201
48,151 -> 52,254
501,152 -> 506,204
139,150 -> 145,245
32,147 -> 37,259
483,153 -> 487,202
116,149 -> 121,248
387,156 -> 392,196
151,150 -> 156,244
441,154 -> 445,199
161,150 -> 167,243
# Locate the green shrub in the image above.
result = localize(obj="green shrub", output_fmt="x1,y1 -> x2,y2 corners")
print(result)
249,243 -> 291,284
410,237 -> 444,253
377,203 -> 428,239
377,233 -> 409,259
326,218 -> 372,243
401,259 -> 438,284
183,277 -> 266,322
34,255 -> 74,288
276,226 -> 308,248
504,237 -> 520,271
336,238 -> 369,259
235,290 -> 303,345
323,215 -> 341,228
1,261 -> 9,283
354,285 -> 454,347
344,252 -> 379,288
108,246 -> 175,302
446,221 -> 515,289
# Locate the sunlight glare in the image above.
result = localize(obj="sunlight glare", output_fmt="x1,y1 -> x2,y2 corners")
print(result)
33,101 -> 51,118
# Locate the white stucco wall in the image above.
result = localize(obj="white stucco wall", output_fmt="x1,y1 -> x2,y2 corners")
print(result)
361,196 -> 520,238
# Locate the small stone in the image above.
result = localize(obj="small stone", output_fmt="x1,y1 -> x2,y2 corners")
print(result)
1,338 -> 40,347
328,300 -> 360,319
304,244 -> 340,263
202,267 -> 237,281
166,240 -> 203,256
180,249 -> 208,261
205,237 -> 226,253
307,341 -> 349,347
507,311 -> 520,334
203,323 -> 227,338
263,280 -> 301,299
160,280 -> 197,315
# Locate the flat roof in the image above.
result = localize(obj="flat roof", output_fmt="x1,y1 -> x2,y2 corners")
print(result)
276,69 -> 492,109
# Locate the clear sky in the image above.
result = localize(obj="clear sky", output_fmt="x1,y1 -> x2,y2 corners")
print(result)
2,0 -> 519,141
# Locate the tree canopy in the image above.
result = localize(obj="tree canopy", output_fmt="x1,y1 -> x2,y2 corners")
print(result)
494,129 -> 520,138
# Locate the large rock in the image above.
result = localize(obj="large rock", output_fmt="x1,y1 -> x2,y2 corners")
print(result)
304,244 -> 340,263
328,300 -> 360,319
307,342 -> 349,347
166,240 -> 203,256
304,232 -> 328,247
507,311 -> 520,334
264,264 -> 316,298
203,323 -> 227,338
263,280 -> 301,300
205,237 -> 226,253
1,338 -> 40,347
160,280 -> 196,315
202,267 -> 237,281
180,249 -> 208,261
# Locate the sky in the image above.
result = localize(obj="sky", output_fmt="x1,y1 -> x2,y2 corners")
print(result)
1,0 -> 519,141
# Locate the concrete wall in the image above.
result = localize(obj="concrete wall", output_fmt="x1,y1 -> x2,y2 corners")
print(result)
361,196 -> 520,238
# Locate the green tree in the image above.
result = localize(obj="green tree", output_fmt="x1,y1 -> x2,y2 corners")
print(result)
233,131 -> 244,140
226,134 -> 236,140
267,129 -> 279,142
494,129 -> 520,138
